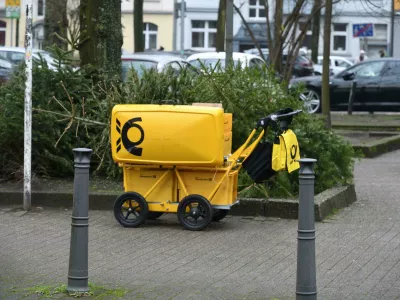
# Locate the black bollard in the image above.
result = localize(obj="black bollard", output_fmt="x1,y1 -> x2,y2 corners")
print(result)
347,80 -> 357,115
67,148 -> 92,293
296,158 -> 317,300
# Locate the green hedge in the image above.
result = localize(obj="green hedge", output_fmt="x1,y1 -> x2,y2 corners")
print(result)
0,49 -> 358,198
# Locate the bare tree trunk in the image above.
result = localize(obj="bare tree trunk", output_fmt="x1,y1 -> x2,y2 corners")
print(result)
311,0 -> 321,63
322,0 -> 332,128
44,0 -> 68,50
134,0 -> 144,52
216,0 -> 226,52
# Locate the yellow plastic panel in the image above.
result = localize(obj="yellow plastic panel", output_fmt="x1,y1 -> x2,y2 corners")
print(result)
111,104 -> 225,166
223,132 -> 232,156
224,113 -> 232,133
124,167 -> 174,203
178,169 -> 238,206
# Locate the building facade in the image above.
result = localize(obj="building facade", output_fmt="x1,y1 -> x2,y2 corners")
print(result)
122,0 -> 174,53
175,0 -> 396,59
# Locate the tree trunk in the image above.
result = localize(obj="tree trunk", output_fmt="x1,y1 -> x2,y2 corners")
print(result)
102,0 -> 123,80
79,0 -> 100,67
44,0 -> 68,50
311,0 -> 321,63
321,0 -> 332,128
216,0 -> 226,52
134,0 -> 144,52
272,0 -> 283,73
79,0 -> 123,81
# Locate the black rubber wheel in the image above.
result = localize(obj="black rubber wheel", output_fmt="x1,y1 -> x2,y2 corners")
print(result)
147,212 -> 164,220
113,192 -> 148,228
177,194 -> 213,231
212,209 -> 230,222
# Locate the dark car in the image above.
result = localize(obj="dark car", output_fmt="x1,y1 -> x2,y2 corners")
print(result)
244,48 -> 314,77
289,58 -> 400,113
283,54 -> 314,78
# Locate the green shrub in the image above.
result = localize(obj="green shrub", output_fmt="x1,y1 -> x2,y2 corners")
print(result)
0,49 -> 358,199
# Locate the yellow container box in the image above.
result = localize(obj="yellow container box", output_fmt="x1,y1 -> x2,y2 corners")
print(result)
111,104 -> 225,166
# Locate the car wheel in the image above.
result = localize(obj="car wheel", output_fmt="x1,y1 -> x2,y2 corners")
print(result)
300,88 -> 321,113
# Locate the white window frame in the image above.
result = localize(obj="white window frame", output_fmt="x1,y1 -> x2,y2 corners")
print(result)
331,23 -> 348,54
191,21 -> 217,50
143,22 -> 158,50
249,0 -> 265,19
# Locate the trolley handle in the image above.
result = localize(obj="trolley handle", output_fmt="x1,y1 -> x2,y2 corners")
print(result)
270,109 -> 302,122
255,109 -> 302,130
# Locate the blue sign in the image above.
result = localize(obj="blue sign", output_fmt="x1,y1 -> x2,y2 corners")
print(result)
353,24 -> 374,37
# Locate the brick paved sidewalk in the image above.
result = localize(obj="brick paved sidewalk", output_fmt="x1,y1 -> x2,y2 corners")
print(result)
1,151 -> 400,300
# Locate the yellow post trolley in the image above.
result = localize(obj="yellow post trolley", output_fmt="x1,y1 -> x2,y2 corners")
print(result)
110,104 -> 301,231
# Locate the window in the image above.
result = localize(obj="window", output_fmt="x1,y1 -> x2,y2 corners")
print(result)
299,22 -> 312,49
143,23 -> 158,50
121,59 -> 158,80
347,61 -> 385,78
335,59 -> 352,68
0,21 -> 6,46
191,21 -> 217,49
38,0 -> 44,16
332,23 -> 347,52
383,61 -> 400,76
249,0 -> 266,18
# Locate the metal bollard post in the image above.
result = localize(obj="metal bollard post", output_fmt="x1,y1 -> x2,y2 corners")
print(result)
67,148 -> 92,293
296,158 -> 317,300
347,80 -> 357,115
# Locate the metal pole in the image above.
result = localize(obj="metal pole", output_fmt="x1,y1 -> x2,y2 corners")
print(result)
23,0 -> 33,211
173,0 -> 177,51
347,80 -> 357,115
225,0 -> 233,64
296,158 -> 317,300
390,0 -> 395,56
16,18 -> 19,47
67,148 -> 92,293
180,0 -> 184,57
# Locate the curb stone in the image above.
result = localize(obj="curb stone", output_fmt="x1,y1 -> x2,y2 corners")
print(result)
352,134 -> 400,158
0,185 -> 356,221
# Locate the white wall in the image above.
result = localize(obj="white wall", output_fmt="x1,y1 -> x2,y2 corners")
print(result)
122,0 -> 174,13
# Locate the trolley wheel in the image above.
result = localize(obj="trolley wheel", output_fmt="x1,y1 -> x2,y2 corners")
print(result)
212,209 -> 230,222
148,212 -> 164,220
177,194 -> 213,231
113,192 -> 148,228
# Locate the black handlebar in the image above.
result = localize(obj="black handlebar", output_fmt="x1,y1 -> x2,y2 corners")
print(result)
256,108 -> 302,130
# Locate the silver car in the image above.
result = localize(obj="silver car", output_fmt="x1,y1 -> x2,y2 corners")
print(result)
121,53 -> 196,80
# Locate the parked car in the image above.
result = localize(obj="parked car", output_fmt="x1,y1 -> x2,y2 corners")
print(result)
0,56 -> 16,83
187,52 -> 266,71
244,48 -> 314,77
0,47 -> 58,70
121,53 -> 197,81
289,58 -> 400,113
313,56 -> 354,75
141,49 -> 201,59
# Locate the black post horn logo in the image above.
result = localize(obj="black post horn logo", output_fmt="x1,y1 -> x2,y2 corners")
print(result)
116,117 -> 145,156
290,145 -> 297,160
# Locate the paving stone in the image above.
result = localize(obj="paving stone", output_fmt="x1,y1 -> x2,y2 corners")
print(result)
1,151 -> 400,299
